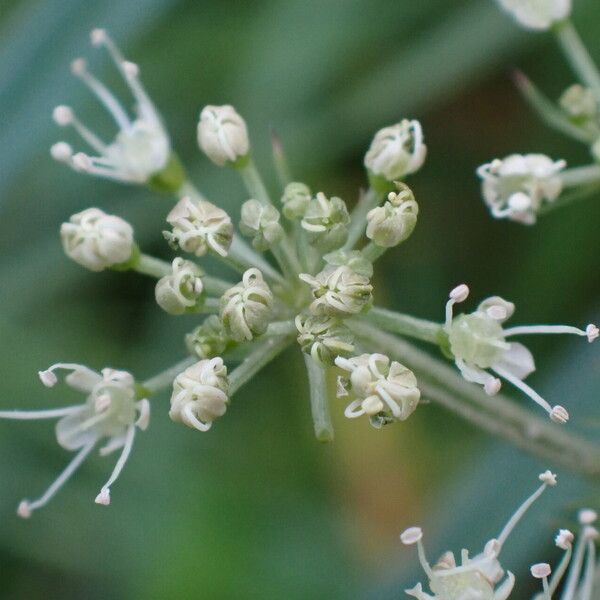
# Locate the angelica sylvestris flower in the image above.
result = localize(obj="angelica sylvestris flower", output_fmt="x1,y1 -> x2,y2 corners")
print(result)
169,358 -> 229,432
61,207 -> 135,272
220,268 -> 273,342
364,119 -> 427,182
155,257 -> 204,315
197,105 -> 249,167
335,353 -> 420,427
186,315 -> 229,359
281,182 -> 312,220
301,192 -> 350,252
477,154 -> 566,224
366,182 -> 419,247
496,0 -> 571,31
402,471 -> 557,600
0,364 -> 149,516
51,30 -> 170,184
239,199 -> 284,251
295,315 -> 355,365
164,196 -> 233,257
300,265 -> 373,317
444,284 -> 598,422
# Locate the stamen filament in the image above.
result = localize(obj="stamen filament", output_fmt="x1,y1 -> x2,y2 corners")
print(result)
492,365 -> 553,415
95,424 -> 136,504
417,540 -> 433,579
69,115 -> 108,153
503,325 -> 588,337
578,538 -> 596,600
546,545 -> 572,596
0,406 -> 81,420
560,532 -> 588,600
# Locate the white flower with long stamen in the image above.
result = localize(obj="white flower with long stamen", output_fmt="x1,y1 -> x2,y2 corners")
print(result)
402,471 -> 557,600
169,358 -> 229,432
61,208 -> 135,272
496,0 -> 572,31
0,364 -> 149,517
51,29 -> 170,184
335,353 -> 420,428
197,105 -> 249,167
443,284 -> 597,423
364,119 -> 427,182
155,257 -> 204,315
220,268 -> 273,342
164,196 -> 233,257
477,154 -> 566,224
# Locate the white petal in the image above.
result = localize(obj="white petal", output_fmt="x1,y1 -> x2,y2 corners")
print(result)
493,342 -> 535,380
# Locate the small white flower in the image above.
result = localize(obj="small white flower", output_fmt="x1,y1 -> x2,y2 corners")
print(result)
301,192 -> 350,252
366,182 -> 419,247
364,119 -> 427,181
335,353 -> 420,427
164,196 -> 233,257
477,154 -> 566,224
496,0 -> 572,30
61,207 -> 134,272
51,30 -> 170,184
169,358 -> 229,432
197,105 -> 249,167
155,258 -> 204,315
295,315 -> 355,365
402,471 -> 557,600
220,269 -> 273,342
239,199 -> 284,251
281,182 -> 312,220
443,285 -> 597,422
300,265 -> 373,317
0,364 -> 149,516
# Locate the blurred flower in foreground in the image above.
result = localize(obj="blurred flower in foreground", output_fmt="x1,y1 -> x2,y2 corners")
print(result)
401,471 -> 557,599
496,0 -> 571,30
0,365 -> 149,516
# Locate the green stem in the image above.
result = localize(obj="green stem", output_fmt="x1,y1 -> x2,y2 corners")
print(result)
513,70 -> 596,144
196,298 -> 220,314
229,334 -> 294,395
303,355 -> 334,442
539,182 -> 600,216
561,164 -> 600,187
265,320 -> 297,336
135,254 -> 172,278
356,307 -> 443,344
238,159 -> 274,208
360,241 -> 387,263
228,235 -> 287,288
555,20 -> 600,103
349,320 -> 600,480
141,355 -> 196,395
344,187 -> 382,250
271,130 -> 293,188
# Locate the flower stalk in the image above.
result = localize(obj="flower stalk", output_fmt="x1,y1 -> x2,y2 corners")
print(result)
303,355 -> 334,442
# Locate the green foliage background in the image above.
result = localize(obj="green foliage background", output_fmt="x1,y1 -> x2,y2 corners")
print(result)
0,0 -> 598,598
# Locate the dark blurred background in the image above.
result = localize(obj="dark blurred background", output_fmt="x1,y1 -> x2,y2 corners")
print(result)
0,0 -> 599,598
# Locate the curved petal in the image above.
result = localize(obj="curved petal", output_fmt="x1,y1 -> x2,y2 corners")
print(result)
493,342 -> 536,380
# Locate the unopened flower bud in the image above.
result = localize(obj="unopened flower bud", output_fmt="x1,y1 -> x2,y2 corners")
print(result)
295,315 -> 355,365
301,192 -> 350,252
61,208 -> 134,272
164,196 -> 233,257
496,0 -> 572,30
155,258 -> 204,315
323,249 -> 373,278
220,269 -> 273,342
186,315 -> 229,359
197,105 -> 249,167
300,265 -> 372,317
281,182 -> 312,220
335,353 -> 420,427
364,119 -> 427,181
560,84 -> 597,120
239,199 -> 284,251
169,358 -> 229,432
366,182 -> 419,247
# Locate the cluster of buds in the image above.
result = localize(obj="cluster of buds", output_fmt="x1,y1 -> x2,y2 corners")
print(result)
401,471 -> 557,600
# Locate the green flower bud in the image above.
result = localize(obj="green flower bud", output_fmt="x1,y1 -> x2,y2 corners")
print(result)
323,249 -> 373,278
281,182 -> 312,220
295,315 -> 355,365
366,182 -> 418,247
239,199 -> 284,251
560,84 -> 597,121
220,268 -> 273,342
301,192 -> 350,252
186,315 -> 229,359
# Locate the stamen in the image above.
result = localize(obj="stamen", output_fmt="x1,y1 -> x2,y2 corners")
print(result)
135,399 -> 151,430
182,403 -> 211,432
496,471 -> 556,547
503,324 -> 598,343
50,142 -> 73,163
578,529 -> 598,600
445,284 -> 469,329
530,563 -> 551,600
561,527 -> 589,600
400,527 -> 433,578
0,406 -> 81,420
17,439 -> 96,517
546,530 -> 574,596
95,424 -> 136,506
52,105 -> 107,153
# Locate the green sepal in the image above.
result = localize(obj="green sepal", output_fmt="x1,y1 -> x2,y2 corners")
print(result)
148,153 -> 186,194
110,244 -> 141,272
367,170 -> 396,195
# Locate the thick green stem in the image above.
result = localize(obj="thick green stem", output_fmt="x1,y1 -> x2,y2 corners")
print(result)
141,355 -> 196,396
555,20 -> 600,103
344,187 -> 382,250
349,320 -> 600,480
229,334 -> 294,395
303,355 -> 334,442
356,307 -> 443,344
540,182 -> 600,215
360,241 -> 386,263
